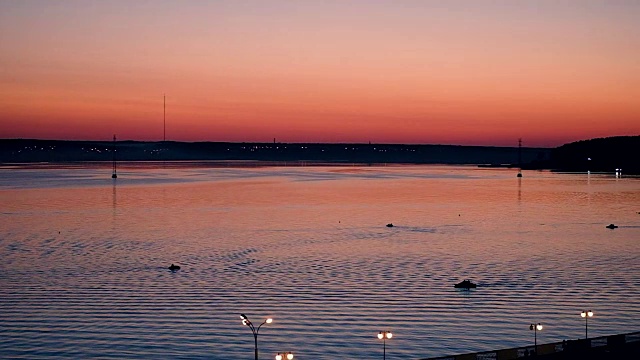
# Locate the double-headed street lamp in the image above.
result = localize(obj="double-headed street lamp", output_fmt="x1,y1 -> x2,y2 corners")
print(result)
529,323 -> 543,355
581,310 -> 594,339
275,352 -> 293,360
240,314 -> 273,360
377,331 -> 393,360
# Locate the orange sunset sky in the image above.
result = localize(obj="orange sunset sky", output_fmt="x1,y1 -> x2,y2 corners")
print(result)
1,0 -> 639,147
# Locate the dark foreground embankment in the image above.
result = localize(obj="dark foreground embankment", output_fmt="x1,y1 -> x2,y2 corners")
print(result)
421,331 -> 640,360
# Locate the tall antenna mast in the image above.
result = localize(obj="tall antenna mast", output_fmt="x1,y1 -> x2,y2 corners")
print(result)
163,94 -> 166,142
518,138 -> 522,166
111,134 -> 117,179
517,138 -> 523,178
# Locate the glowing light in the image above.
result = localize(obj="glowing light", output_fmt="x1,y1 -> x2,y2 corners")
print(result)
275,352 -> 293,360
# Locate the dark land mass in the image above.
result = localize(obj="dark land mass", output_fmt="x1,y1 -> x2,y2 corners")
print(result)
0,139 -> 547,165
0,136 -> 638,174
549,136 -> 639,175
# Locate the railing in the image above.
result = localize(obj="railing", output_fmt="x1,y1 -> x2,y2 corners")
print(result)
420,331 -> 640,360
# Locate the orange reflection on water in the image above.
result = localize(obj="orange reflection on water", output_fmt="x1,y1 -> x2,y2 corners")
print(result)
1,165 -> 639,359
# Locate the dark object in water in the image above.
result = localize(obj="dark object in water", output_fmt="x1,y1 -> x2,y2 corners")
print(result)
169,264 -> 181,271
386,223 -> 394,227
606,224 -> 618,229
454,279 -> 477,289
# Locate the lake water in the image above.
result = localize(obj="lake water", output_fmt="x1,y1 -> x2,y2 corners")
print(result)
1,164 -> 639,359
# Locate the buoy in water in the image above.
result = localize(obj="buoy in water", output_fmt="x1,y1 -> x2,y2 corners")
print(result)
454,279 -> 477,289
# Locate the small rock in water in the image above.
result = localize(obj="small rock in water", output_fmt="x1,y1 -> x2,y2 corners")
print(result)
386,223 -> 394,227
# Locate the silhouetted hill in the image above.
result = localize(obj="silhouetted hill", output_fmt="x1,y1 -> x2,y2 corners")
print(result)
549,136 -> 639,174
0,139 -> 547,166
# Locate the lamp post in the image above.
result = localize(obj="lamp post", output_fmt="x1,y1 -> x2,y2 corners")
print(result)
240,314 -> 272,360
581,310 -> 593,339
529,323 -> 542,355
377,331 -> 393,360
275,352 -> 294,360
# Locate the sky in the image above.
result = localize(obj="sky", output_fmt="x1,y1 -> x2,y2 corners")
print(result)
1,0 -> 639,147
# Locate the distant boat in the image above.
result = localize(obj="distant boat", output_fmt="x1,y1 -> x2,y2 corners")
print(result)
454,279 -> 477,289
386,223 -> 394,227
606,224 -> 618,229
169,264 -> 181,271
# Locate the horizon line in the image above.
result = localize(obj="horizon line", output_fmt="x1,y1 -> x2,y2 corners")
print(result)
0,137 -> 566,149
2,135 -> 639,149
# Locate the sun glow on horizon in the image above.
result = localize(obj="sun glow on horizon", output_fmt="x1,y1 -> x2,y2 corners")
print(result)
1,1 -> 639,147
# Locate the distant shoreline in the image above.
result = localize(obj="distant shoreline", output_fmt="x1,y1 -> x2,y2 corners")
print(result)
2,161 -> 638,178
0,138 -> 548,165
1,136 -> 638,174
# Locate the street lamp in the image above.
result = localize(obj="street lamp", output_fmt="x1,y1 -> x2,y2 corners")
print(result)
529,323 -> 542,355
581,310 -> 594,339
240,314 -> 273,360
275,352 -> 294,360
377,331 -> 393,360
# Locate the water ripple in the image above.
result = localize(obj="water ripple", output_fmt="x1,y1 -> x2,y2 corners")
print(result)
1,166 -> 639,359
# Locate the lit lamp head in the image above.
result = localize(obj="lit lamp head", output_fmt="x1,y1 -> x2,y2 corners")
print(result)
275,352 -> 293,360
266,318 -> 273,324
581,310 -> 593,318
378,331 -> 392,339
536,324 -> 543,331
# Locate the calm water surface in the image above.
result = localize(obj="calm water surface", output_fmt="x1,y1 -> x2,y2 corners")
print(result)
1,164 -> 639,359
